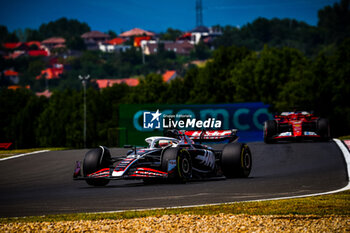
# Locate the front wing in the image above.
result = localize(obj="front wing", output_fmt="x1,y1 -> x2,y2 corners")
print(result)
272,132 -> 321,141
73,160 -> 168,181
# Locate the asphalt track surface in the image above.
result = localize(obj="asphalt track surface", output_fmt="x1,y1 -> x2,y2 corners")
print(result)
0,141 -> 348,217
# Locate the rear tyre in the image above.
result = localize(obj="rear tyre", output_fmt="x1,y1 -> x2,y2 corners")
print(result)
161,148 -> 192,183
83,147 -> 111,186
221,143 -> 252,178
317,118 -> 330,141
264,120 -> 277,143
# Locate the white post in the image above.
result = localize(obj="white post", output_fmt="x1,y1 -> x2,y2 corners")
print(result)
78,75 -> 90,148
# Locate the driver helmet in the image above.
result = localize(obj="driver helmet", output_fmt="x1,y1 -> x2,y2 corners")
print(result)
158,140 -> 172,148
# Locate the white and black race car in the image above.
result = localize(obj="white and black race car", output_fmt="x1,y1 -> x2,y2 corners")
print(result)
73,129 -> 252,186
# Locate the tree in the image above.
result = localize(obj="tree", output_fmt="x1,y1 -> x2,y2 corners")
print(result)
160,28 -> 183,41
20,59 -> 46,91
318,0 -> 350,44
164,77 -> 187,104
188,46 -> 251,103
0,89 -> 46,148
39,17 -> 90,39
128,74 -> 168,103
235,46 -> 309,108
0,25 -> 8,43
311,39 -> 350,136
107,30 -> 117,38
25,28 -> 44,41
213,18 -> 324,56
95,83 -> 130,146
36,90 -> 84,147
190,41 -> 211,60
0,25 -> 19,43
66,36 -> 86,51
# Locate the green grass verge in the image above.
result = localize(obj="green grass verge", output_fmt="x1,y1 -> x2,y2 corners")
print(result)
1,190 -> 349,223
0,148 -> 67,159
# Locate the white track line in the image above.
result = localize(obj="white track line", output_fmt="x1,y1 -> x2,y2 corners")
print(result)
0,150 -> 49,162
90,139 -> 350,215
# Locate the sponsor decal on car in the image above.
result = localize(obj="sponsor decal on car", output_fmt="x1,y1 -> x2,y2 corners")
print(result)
279,132 -> 292,136
304,131 -> 317,135
168,159 -> 176,172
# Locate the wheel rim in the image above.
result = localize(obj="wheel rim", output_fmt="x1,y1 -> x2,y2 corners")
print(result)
182,158 -> 190,174
243,151 -> 251,169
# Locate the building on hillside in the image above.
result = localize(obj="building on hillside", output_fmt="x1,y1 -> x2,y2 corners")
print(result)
36,64 -> 64,80
3,70 -> 19,84
3,51 -> 25,59
2,42 -> 43,50
2,41 -> 49,58
98,43 -> 131,53
7,85 -> 30,90
27,50 -> 49,56
98,37 -> 131,52
178,26 -> 222,45
143,40 -> 194,55
134,36 -> 152,47
108,38 -> 126,45
26,41 -> 42,49
119,28 -> 155,39
36,89 -> 52,98
94,78 -> 139,89
81,31 -> 110,50
3,42 -> 26,50
162,70 -> 177,82
42,37 -> 66,50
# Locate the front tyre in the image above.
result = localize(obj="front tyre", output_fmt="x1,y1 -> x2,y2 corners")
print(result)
83,147 -> 111,186
221,143 -> 252,178
264,120 -> 277,143
317,118 -> 330,141
161,148 -> 192,183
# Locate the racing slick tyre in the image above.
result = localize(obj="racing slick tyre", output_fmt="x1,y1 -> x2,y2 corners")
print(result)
264,120 -> 277,143
317,118 -> 330,141
83,146 -> 112,186
161,148 -> 192,183
221,143 -> 252,178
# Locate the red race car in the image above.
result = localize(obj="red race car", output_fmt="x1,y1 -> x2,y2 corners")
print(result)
263,111 -> 330,143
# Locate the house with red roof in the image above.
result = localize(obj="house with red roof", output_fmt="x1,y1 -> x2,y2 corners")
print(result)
144,40 -> 194,55
4,51 -> 25,59
94,78 -> 139,89
99,37 -> 131,53
108,38 -> 126,45
3,42 -> 23,50
162,70 -> 177,82
81,31 -> 110,50
116,78 -> 139,86
2,41 -> 48,59
36,89 -> 52,98
134,36 -> 152,47
28,50 -> 49,57
36,64 -> 64,80
4,70 -> 19,84
42,37 -> 66,50
119,28 -> 155,38
8,85 -> 30,90
177,26 -> 222,45
26,41 -> 42,49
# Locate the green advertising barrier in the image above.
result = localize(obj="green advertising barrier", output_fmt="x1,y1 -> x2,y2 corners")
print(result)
118,103 -> 273,146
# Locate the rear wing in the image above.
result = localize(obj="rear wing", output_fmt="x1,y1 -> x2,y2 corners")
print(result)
184,129 -> 238,143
